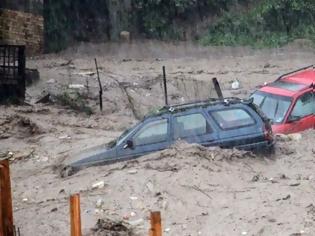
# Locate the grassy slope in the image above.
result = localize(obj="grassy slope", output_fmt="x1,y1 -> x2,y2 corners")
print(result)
200,0 -> 315,47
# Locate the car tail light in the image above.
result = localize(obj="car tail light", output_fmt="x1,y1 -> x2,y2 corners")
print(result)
263,123 -> 273,141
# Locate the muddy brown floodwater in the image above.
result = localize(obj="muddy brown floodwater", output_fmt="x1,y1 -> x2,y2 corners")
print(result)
1,41 -> 315,236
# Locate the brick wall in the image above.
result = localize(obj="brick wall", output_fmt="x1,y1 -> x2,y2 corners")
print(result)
0,8 -> 43,55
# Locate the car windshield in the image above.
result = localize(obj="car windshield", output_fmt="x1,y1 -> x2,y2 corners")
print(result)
251,91 -> 292,123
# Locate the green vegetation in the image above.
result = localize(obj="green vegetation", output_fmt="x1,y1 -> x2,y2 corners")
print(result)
201,0 -> 315,47
44,0 -> 315,51
44,0 -> 248,51
133,0 -> 248,39
54,91 -> 93,115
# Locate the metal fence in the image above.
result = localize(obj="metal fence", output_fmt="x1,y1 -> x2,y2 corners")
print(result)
0,45 -> 26,102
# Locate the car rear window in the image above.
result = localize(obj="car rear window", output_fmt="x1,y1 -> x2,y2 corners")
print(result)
210,108 -> 255,130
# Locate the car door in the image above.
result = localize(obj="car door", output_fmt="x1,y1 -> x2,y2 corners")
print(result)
117,116 -> 171,159
171,110 -> 218,146
284,91 -> 315,133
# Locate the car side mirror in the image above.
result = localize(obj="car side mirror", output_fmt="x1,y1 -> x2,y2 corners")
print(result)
288,115 -> 301,123
123,140 -> 133,149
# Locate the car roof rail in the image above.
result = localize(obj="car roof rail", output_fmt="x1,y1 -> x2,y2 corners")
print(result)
276,64 -> 314,81
153,97 -> 254,115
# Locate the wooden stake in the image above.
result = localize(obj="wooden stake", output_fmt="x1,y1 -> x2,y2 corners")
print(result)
70,194 -> 82,236
150,211 -> 162,236
0,159 -> 14,236
0,188 -> 3,236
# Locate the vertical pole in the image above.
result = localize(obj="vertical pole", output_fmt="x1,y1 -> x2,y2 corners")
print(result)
150,211 -> 162,236
3,46 -> 6,76
70,194 -> 82,236
162,66 -> 168,106
94,58 -> 103,111
0,159 -> 14,236
18,46 -> 26,101
212,77 -> 223,99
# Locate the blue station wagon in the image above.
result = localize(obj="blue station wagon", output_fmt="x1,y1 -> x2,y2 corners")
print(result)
63,98 -> 274,176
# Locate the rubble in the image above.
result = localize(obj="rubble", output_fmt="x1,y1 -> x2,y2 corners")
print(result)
92,181 -> 106,189
96,199 -> 104,209
69,84 -> 85,89
231,79 -> 240,90
89,218 -> 134,236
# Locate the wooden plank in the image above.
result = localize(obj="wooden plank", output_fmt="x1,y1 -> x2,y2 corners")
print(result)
150,211 -> 162,236
0,174 -> 4,236
0,159 -> 14,236
70,194 -> 82,236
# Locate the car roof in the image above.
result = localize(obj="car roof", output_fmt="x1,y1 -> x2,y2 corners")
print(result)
259,86 -> 296,97
145,97 -> 253,119
258,67 -> 314,97
283,68 -> 315,85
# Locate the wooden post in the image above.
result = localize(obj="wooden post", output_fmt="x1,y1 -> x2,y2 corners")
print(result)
70,194 -> 82,236
150,211 -> 162,236
0,188 -> 3,236
0,159 -> 14,236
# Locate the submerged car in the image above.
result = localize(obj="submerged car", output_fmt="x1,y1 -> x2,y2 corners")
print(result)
63,97 -> 273,175
251,65 -> 315,134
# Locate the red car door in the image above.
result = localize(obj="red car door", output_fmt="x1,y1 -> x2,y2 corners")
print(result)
284,91 -> 315,134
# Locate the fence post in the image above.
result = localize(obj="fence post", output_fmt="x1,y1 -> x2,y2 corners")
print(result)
0,188 -> 3,236
70,194 -> 82,236
150,211 -> 162,236
0,159 -> 14,236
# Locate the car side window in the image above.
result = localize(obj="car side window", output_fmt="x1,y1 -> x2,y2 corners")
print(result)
210,108 -> 255,130
133,119 -> 168,146
173,113 -> 211,139
290,92 -> 315,118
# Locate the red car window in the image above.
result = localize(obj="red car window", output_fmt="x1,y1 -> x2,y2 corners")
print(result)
289,92 -> 315,119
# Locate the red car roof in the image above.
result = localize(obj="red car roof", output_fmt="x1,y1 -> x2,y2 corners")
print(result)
258,67 -> 314,97
283,69 -> 315,85
260,86 -> 296,97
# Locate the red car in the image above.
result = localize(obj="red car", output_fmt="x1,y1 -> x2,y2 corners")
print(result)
251,65 -> 315,134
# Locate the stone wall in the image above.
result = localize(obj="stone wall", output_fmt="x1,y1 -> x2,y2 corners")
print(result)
0,8 -> 44,55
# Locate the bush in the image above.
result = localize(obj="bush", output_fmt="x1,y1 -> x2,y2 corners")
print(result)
201,0 -> 315,47
133,0 -> 248,39
54,91 -> 93,115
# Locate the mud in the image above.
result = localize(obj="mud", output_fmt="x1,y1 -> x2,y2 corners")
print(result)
0,114 -> 44,139
1,41 -> 315,235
